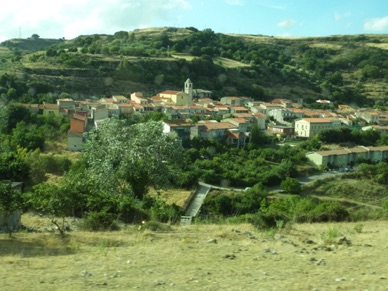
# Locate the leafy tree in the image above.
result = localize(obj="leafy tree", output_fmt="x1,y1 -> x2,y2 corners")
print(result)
281,177 -> 302,194
0,151 -> 29,182
83,119 -> 184,199
0,182 -> 23,237
0,104 -> 31,134
113,31 -> 128,40
27,182 -> 83,236
11,121 -> 44,150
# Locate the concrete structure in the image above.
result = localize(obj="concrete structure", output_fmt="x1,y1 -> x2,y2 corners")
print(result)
184,78 -> 193,104
220,96 -> 251,106
191,120 -> 236,141
163,120 -> 193,139
295,118 -> 342,138
41,103 -> 60,116
159,90 -> 191,106
130,92 -> 148,104
267,125 -> 295,137
112,95 -> 129,104
57,98 -> 75,109
67,114 -> 87,151
306,145 -> 388,168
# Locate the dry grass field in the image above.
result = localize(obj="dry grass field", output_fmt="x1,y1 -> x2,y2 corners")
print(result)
1,214 -> 387,291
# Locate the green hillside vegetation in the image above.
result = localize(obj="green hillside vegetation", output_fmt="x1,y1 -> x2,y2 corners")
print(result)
304,177 -> 388,207
0,27 -> 387,105
1,27 -> 388,238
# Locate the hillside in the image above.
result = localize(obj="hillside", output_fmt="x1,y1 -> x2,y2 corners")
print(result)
1,215 -> 387,290
0,27 -> 387,105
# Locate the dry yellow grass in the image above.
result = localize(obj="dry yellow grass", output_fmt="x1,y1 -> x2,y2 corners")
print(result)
1,214 -> 387,291
213,57 -> 250,68
171,54 -> 249,69
309,43 -> 342,50
171,53 -> 196,61
148,188 -> 193,208
366,43 -> 388,50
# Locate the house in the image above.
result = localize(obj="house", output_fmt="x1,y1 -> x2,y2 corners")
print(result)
253,112 -> 267,130
230,106 -> 249,114
356,110 -> 379,124
112,95 -> 129,104
271,98 -> 293,108
223,118 -> 251,133
131,92 -> 148,104
67,114 -> 88,151
226,129 -> 250,148
267,108 -> 296,123
191,120 -> 236,142
306,146 -> 388,168
163,120 -> 193,139
294,118 -> 342,138
213,103 -> 230,115
118,103 -> 134,117
57,98 -> 75,109
193,89 -> 213,99
194,98 -> 215,107
267,125 -> 295,137
105,103 -> 120,117
40,103 -> 60,116
91,107 -> 109,121
258,103 -> 283,114
220,96 -> 251,106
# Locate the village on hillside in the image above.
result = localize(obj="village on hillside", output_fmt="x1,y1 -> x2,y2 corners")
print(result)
20,78 -> 388,170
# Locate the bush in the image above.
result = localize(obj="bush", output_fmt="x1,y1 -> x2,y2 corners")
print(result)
142,220 -> 172,232
310,201 -> 349,222
280,177 -> 302,194
80,212 -> 120,231
250,197 -> 351,230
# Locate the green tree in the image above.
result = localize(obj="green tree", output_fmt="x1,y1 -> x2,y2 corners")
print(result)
27,182 -> 81,236
0,182 -> 23,237
0,104 -> 31,134
11,121 -> 44,150
83,119 -> 184,200
281,177 -> 302,194
0,151 -> 29,181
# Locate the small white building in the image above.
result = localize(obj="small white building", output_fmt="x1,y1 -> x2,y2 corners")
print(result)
294,118 -> 342,138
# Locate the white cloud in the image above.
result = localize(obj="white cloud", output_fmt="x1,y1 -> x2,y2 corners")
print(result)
334,11 -> 351,21
364,16 -> 388,31
226,0 -> 244,5
0,0 -> 192,41
257,1 -> 286,10
277,19 -> 295,28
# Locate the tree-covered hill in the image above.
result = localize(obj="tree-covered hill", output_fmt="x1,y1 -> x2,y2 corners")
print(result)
0,27 -> 387,105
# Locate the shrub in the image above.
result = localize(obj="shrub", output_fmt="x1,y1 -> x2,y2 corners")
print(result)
142,221 -> 172,232
80,212 -> 120,231
280,177 -> 302,194
353,223 -> 364,233
310,201 -> 349,222
321,225 -> 341,244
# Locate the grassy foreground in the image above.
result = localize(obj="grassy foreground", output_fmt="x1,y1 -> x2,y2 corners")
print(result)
1,214 -> 387,290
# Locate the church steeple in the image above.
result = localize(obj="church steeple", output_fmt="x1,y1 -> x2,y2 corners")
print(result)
184,78 -> 193,104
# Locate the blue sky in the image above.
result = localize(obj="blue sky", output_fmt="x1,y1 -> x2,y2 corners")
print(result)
0,0 -> 387,42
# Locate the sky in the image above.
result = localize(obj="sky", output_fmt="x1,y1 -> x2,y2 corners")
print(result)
0,0 -> 387,42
